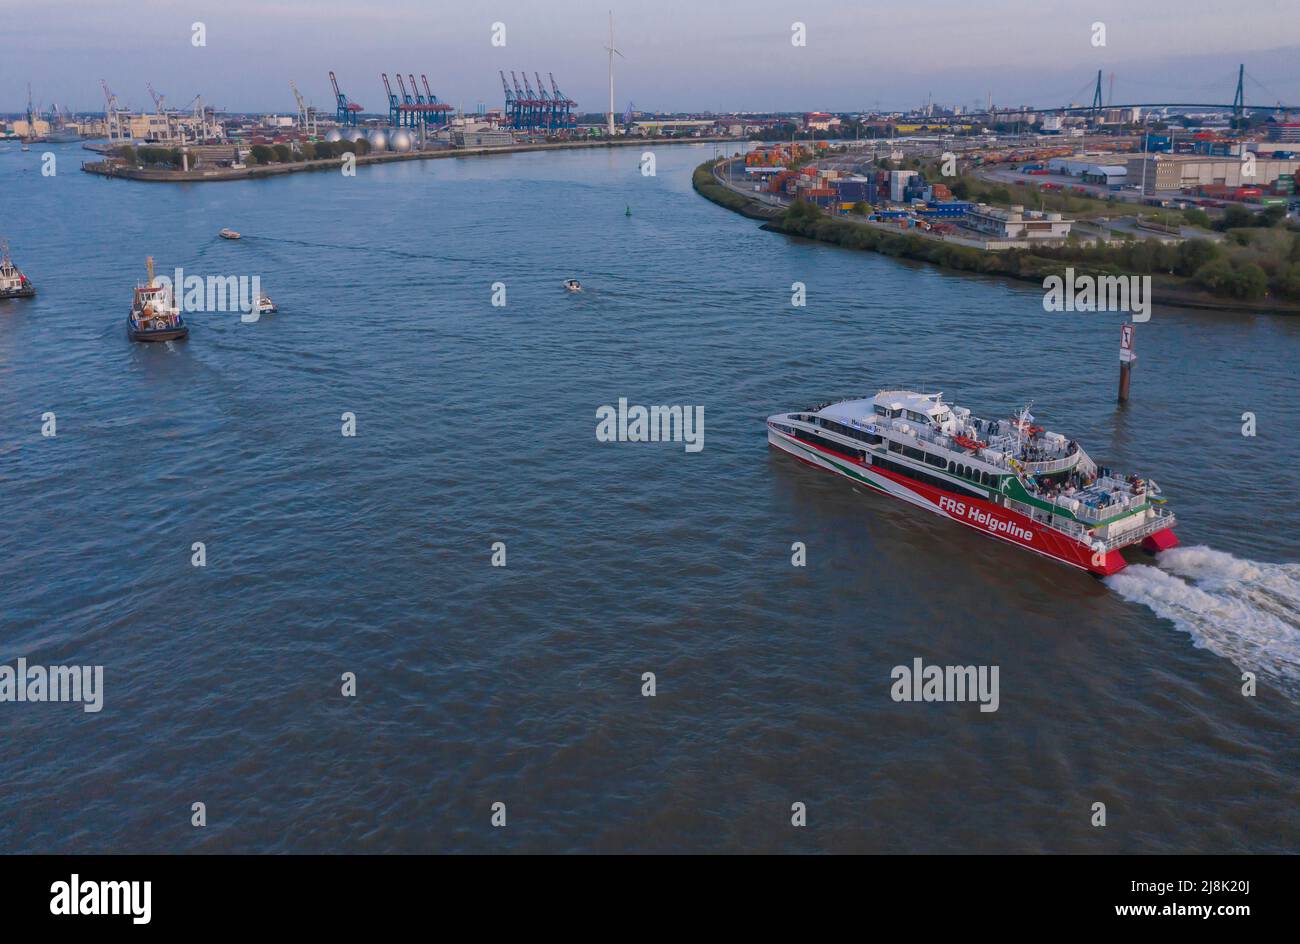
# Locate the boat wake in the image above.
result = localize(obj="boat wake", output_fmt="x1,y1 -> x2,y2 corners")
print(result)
1106,546 -> 1300,687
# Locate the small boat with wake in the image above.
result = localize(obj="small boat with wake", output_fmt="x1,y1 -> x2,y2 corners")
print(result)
128,256 -> 188,342
563,279 -> 582,293
218,228 -> 241,240
255,294 -> 277,315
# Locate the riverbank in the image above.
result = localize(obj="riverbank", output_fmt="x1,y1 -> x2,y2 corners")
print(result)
81,136 -> 736,183
692,159 -> 1300,315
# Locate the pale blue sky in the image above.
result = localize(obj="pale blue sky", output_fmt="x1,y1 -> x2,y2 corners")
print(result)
4,0 -> 1299,114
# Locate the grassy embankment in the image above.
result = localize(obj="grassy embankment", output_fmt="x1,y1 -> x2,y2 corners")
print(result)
693,159 -> 1300,311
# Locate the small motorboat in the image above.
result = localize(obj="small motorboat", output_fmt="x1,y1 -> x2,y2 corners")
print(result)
563,279 -> 582,293
255,294 -> 277,314
218,228 -> 241,240
128,256 -> 189,342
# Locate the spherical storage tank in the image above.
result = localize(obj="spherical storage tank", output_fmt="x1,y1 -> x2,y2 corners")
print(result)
389,129 -> 413,153
343,127 -> 367,143
367,128 -> 389,151
324,129 -> 343,143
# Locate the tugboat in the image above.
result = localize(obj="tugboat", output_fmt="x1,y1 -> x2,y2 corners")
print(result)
0,240 -> 36,299
128,256 -> 188,342
563,279 -> 582,293
218,228 -> 241,240
768,390 -> 1178,576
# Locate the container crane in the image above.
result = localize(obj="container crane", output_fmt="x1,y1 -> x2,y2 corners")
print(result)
549,73 -> 576,130
329,71 -> 361,126
534,72 -> 555,130
395,73 -> 417,128
512,72 -> 533,130
500,71 -> 518,128
381,73 -> 402,127
522,72 -> 541,130
420,75 -> 452,126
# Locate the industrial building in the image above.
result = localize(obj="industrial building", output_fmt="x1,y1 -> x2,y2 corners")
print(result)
1123,153 -> 1300,191
452,129 -> 516,148
964,204 -> 1072,241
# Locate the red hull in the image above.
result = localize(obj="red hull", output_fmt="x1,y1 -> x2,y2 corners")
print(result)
773,432 -> 1176,577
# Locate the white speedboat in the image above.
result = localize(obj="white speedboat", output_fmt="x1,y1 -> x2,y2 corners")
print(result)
563,279 -> 582,292
255,294 -> 277,314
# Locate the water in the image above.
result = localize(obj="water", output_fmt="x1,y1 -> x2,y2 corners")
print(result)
1,141 -> 1297,853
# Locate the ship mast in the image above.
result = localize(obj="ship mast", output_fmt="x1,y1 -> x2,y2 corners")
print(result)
146,255 -> 155,286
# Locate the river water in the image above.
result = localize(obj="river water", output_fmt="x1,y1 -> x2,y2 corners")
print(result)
1,140 -> 1297,852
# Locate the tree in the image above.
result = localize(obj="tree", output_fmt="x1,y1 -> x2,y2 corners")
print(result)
1183,209 -> 1211,228
1195,258 -> 1235,292
250,144 -> 274,165
272,143 -> 292,163
300,142 -> 317,161
1272,262 -> 1300,300
1175,238 -> 1219,277
1229,262 -> 1269,299
1219,204 -> 1254,230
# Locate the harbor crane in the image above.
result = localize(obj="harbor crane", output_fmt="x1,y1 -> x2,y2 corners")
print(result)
381,73 -> 402,127
534,72 -> 554,129
511,72 -> 532,129
101,79 -> 125,142
290,80 -> 316,135
420,75 -> 452,125
329,71 -> 362,126
500,70 -> 518,128
549,74 -> 575,129
146,83 -> 172,139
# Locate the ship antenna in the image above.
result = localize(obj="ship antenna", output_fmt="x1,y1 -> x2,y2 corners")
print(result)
1,239 -> 9,266
146,255 -> 155,286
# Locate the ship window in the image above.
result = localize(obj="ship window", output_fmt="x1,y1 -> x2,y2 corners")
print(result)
924,452 -> 946,468
873,405 -> 888,416
888,439 -> 902,453
902,445 -> 926,462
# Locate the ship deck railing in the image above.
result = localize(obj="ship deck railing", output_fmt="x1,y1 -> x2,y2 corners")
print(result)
1004,499 -> 1093,540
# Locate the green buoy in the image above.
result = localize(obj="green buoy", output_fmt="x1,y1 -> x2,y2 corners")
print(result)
625,205 -> 631,216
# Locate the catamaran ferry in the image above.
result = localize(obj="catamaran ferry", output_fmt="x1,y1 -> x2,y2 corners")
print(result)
768,390 -> 1177,576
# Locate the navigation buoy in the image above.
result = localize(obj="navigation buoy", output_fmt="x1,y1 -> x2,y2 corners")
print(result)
1118,322 -> 1136,403
625,205 -> 631,217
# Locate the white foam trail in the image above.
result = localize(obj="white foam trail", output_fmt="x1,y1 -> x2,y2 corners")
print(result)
1106,545 -> 1300,685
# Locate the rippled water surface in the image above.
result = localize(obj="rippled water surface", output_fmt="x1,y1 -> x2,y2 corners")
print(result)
1,141 -> 1297,853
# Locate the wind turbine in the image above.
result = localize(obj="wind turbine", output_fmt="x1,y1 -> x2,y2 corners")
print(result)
604,10 -> 623,137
